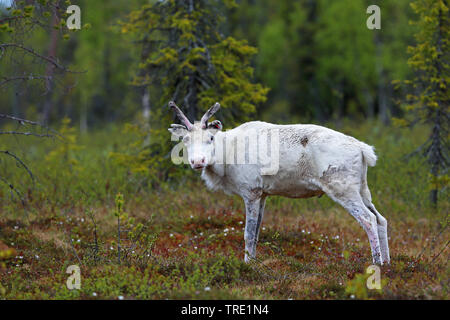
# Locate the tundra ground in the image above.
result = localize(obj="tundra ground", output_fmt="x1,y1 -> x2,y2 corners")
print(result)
0,121 -> 448,299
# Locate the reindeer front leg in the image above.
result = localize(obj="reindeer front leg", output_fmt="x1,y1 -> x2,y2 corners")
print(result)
243,197 -> 261,263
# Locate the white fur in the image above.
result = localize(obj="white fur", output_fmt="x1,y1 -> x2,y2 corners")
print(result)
174,120 -> 390,265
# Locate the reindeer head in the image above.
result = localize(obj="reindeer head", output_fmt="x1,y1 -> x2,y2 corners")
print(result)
168,101 -> 223,170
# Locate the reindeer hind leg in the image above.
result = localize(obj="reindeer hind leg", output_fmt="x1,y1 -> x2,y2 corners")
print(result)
325,185 -> 383,265
360,184 -> 390,264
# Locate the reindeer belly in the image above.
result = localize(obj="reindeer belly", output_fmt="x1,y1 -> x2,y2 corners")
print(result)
268,186 -> 324,199
262,171 -> 324,199
261,145 -> 324,198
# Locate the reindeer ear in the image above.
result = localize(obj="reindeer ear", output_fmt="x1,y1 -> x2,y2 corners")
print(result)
168,124 -> 188,138
207,120 -> 223,131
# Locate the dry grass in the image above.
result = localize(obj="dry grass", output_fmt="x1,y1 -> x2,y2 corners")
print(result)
0,122 -> 448,299
0,182 -> 448,300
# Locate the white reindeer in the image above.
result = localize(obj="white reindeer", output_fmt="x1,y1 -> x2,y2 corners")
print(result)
168,101 -> 390,265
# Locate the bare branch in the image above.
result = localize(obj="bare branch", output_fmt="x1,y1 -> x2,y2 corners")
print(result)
0,16 -> 25,24
0,113 -> 64,140
0,176 -> 25,205
0,150 -> 34,182
0,43 -> 65,70
0,113 -> 42,126
0,131 -> 54,138
0,75 -> 52,87
0,43 -> 84,73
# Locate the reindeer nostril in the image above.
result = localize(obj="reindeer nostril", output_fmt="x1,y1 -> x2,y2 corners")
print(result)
201,157 -> 205,163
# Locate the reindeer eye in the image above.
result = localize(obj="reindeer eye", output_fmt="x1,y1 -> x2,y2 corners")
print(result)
210,136 -> 214,141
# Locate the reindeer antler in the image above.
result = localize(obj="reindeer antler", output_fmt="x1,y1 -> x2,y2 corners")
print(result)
200,102 -> 220,129
168,101 -> 193,130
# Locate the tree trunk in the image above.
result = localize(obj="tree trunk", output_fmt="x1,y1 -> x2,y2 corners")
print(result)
142,87 -> 150,120
335,81 -> 345,127
137,31 -> 152,122
375,33 -> 390,125
80,106 -> 88,133
103,43 -> 112,121
363,88 -> 375,119
42,7 -> 59,124
184,0 -> 198,121
429,6 -> 446,208
184,73 -> 198,121
429,108 -> 442,207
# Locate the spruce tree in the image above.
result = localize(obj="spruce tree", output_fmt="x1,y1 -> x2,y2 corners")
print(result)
397,0 -> 449,206
116,0 -> 268,185
122,0 -> 268,124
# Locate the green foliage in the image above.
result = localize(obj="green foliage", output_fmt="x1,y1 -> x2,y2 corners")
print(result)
116,0 -> 268,186
204,37 -> 269,121
109,118 -> 194,189
0,123 -> 449,300
404,0 -> 449,115
122,0 -> 268,123
68,0 -> 144,127
394,0 -> 449,205
1,0 -> 449,300
344,269 -> 386,299
0,242 -> 16,270
0,0 -> 420,126
112,192 -> 158,267
39,117 -> 87,202
345,272 -> 371,299
45,117 -> 82,169
231,0 -> 417,122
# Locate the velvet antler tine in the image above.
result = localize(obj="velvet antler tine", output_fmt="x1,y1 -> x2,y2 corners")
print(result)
168,101 -> 193,130
200,102 -> 220,129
